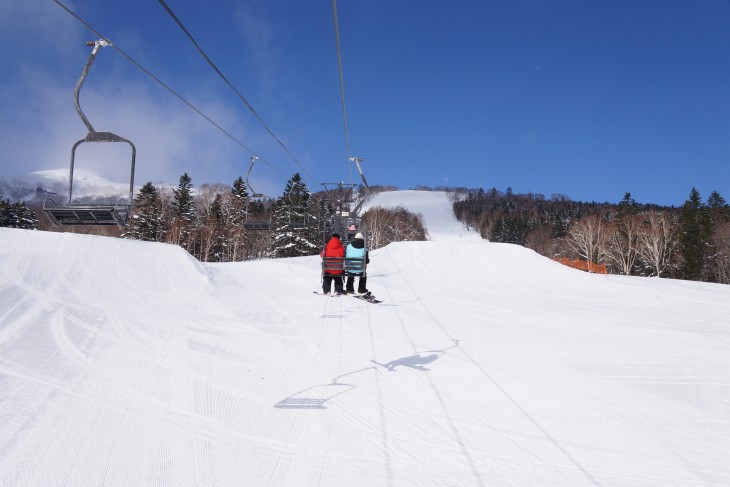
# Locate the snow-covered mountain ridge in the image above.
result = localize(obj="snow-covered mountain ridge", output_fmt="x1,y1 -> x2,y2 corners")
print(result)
1,191 -> 728,486
0,168 -> 133,202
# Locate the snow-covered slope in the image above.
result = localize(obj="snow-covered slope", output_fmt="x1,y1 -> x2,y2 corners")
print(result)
1,191 -> 729,486
362,190 -> 480,240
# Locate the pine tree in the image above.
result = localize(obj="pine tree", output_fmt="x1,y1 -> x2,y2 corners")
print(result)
0,190 -> 7,227
679,188 -> 713,281
705,190 -> 730,283
270,173 -> 319,258
617,192 -> 639,218
707,190 -> 730,223
229,176 -> 250,227
171,172 -> 197,250
124,182 -> 165,241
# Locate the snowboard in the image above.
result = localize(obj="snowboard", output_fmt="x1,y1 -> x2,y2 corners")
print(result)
349,292 -> 382,304
313,291 -> 382,304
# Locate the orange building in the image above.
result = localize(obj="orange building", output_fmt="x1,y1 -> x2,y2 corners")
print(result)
554,258 -> 607,274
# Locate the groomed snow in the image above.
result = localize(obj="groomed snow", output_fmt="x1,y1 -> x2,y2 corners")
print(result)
1,191 -> 729,486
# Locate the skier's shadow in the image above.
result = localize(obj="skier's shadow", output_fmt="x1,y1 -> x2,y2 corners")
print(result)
371,340 -> 459,372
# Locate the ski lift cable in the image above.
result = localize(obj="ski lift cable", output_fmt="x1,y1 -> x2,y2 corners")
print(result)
156,0 -> 315,184
332,0 -> 355,187
50,0 -> 287,180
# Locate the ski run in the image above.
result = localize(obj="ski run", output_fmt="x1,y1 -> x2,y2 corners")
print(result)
1,190 -> 729,486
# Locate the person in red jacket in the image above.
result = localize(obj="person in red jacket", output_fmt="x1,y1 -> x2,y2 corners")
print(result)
320,233 -> 345,295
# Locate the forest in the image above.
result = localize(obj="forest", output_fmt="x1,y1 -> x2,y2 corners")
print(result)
3,179 -> 730,285
452,187 -> 730,284
1,175 -> 427,263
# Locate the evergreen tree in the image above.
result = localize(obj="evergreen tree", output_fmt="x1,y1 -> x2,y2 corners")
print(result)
0,190 -> 7,227
124,182 -> 165,241
173,172 -> 196,220
679,188 -> 713,280
171,172 -> 197,250
270,173 -> 319,258
707,190 -> 730,223
617,192 -> 639,218
229,176 -> 250,227
0,190 -> 39,229
490,217 -> 505,242
705,190 -> 730,283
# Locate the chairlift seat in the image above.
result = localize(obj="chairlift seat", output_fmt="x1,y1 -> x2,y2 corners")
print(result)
43,198 -> 129,226
243,221 -> 271,231
321,256 -> 367,277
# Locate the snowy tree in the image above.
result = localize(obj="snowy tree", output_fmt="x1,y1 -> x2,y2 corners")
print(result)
170,172 -> 198,251
706,190 -> 730,283
567,214 -> 605,272
603,196 -> 641,275
0,190 -> 39,230
229,177 -> 250,226
637,211 -> 678,278
123,182 -> 166,242
270,174 -> 319,258
710,221 -> 730,284
362,206 -> 427,250
198,193 -> 226,262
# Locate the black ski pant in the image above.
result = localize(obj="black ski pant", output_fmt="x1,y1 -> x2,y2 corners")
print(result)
345,275 -> 367,294
322,274 -> 344,294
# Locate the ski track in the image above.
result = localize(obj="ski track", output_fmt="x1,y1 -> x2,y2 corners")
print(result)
2,192 -> 730,486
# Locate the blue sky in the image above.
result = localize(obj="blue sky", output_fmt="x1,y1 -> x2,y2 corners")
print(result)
1,0 -> 729,206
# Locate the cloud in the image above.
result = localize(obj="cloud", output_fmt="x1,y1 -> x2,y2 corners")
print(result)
2,52 -> 286,197
0,1 -> 314,200
0,1 -> 80,55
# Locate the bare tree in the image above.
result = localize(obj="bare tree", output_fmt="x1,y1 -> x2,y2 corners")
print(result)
709,221 -> 730,284
603,215 -> 642,275
637,211 -> 677,277
362,206 -> 427,250
525,224 -> 555,258
567,214 -> 605,272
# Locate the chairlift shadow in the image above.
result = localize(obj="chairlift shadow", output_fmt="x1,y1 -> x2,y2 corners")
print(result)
274,383 -> 354,409
273,366 -> 374,410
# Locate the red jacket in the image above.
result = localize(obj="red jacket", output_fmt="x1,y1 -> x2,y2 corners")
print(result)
321,236 -> 345,274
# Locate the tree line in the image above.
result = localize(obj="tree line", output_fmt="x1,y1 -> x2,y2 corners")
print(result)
453,187 -> 730,284
7,177 -> 426,262
0,190 -> 38,229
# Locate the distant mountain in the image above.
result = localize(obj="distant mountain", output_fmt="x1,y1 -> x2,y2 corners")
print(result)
0,168 -> 133,204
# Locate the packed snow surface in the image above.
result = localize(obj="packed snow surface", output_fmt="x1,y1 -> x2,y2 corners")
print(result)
1,191 -> 729,486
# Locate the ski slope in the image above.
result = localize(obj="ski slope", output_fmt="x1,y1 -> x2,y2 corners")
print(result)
1,191 -> 729,486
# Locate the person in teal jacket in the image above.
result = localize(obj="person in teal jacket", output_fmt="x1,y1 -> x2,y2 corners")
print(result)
345,232 -> 369,294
